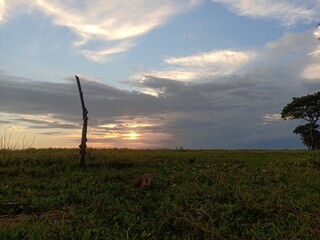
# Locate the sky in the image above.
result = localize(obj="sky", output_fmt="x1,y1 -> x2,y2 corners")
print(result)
1,0 -> 320,149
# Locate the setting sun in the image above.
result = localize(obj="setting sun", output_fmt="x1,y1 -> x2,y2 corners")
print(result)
123,131 -> 140,140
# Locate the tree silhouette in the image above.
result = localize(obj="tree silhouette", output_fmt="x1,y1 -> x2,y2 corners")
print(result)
281,92 -> 320,150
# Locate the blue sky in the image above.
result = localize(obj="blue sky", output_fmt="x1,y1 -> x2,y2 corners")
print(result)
0,0 -> 320,149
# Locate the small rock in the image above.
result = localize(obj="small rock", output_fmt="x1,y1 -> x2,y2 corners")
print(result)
134,173 -> 152,188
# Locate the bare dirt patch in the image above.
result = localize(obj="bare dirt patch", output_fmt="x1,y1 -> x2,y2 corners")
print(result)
0,214 -> 36,228
0,210 -> 69,228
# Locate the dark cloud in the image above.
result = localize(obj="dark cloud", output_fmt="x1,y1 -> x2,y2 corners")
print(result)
40,131 -> 70,136
129,74 -> 308,149
14,117 -> 79,130
0,69 -> 310,149
0,120 -> 12,124
0,73 -> 79,116
0,72 -> 165,117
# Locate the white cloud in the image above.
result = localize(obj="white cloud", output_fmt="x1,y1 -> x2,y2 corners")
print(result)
261,113 -> 282,125
165,50 -> 255,67
314,26 -> 320,38
218,29 -> 320,85
257,30 -> 320,82
1,0 -> 201,61
132,27 -> 320,87
134,49 -> 256,82
134,69 -> 203,82
80,41 -> 137,63
0,0 -> 34,24
212,0 -> 319,26
301,64 -> 320,81
0,0 -> 20,24
0,0 -> 6,23
265,31 -> 315,55
309,28 -> 320,57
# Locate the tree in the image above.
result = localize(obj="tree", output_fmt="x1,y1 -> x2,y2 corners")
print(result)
293,124 -> 320,150
281,91 -> 320,150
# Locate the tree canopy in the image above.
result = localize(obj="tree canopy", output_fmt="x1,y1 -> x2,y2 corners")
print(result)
281,91 -> 320,150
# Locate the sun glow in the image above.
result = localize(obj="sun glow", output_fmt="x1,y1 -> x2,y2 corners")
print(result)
123,131 -> 140,140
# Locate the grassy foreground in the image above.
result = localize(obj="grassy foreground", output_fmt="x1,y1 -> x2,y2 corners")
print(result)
0,149 -> 320,239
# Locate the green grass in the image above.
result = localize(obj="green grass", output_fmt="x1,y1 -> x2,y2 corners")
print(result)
0,149 -> 320,239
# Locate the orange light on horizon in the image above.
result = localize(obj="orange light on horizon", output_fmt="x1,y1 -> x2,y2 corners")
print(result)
123,131 -> 140,140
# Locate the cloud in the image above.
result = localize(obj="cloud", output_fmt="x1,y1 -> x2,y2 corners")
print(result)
165,50 -> 255,67
1,0 -> 201,62
261,113 -> 282,125
15,114 -> 79,129
79,41 -> 137,63
0,65 -> 306,149
314,26 -> 320,40
133,30 -> 317,90
1,28 -> 317,149
0,71 -> 164,118
0,0 -> 34,24
265,31 -> 316,56
89,114 -> 173,148
212,0 -> 319,26
258,30 -> 320,82
0,0 -> 6,23
132,29 -> 318,84
132,75 -> 305,149
0,71 -> 173,148
301,64 -> 320,80
165,49 -> 256,78
301,28 -> 320,81
133,49 -> 256,82
127,29 -> 320,148
133,69 -> 203,83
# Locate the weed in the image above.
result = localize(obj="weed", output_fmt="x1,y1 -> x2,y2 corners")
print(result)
0,149 -> 319,239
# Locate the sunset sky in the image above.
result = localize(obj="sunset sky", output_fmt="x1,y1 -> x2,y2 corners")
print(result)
1,0 -> 320,149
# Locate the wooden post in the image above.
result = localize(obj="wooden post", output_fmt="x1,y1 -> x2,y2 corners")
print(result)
75,75 -> 89,167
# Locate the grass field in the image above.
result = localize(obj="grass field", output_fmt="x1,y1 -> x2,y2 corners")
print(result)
0,149 -> 320,239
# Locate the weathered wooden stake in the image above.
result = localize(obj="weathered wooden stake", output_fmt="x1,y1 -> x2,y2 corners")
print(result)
75,75 -> 89,167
